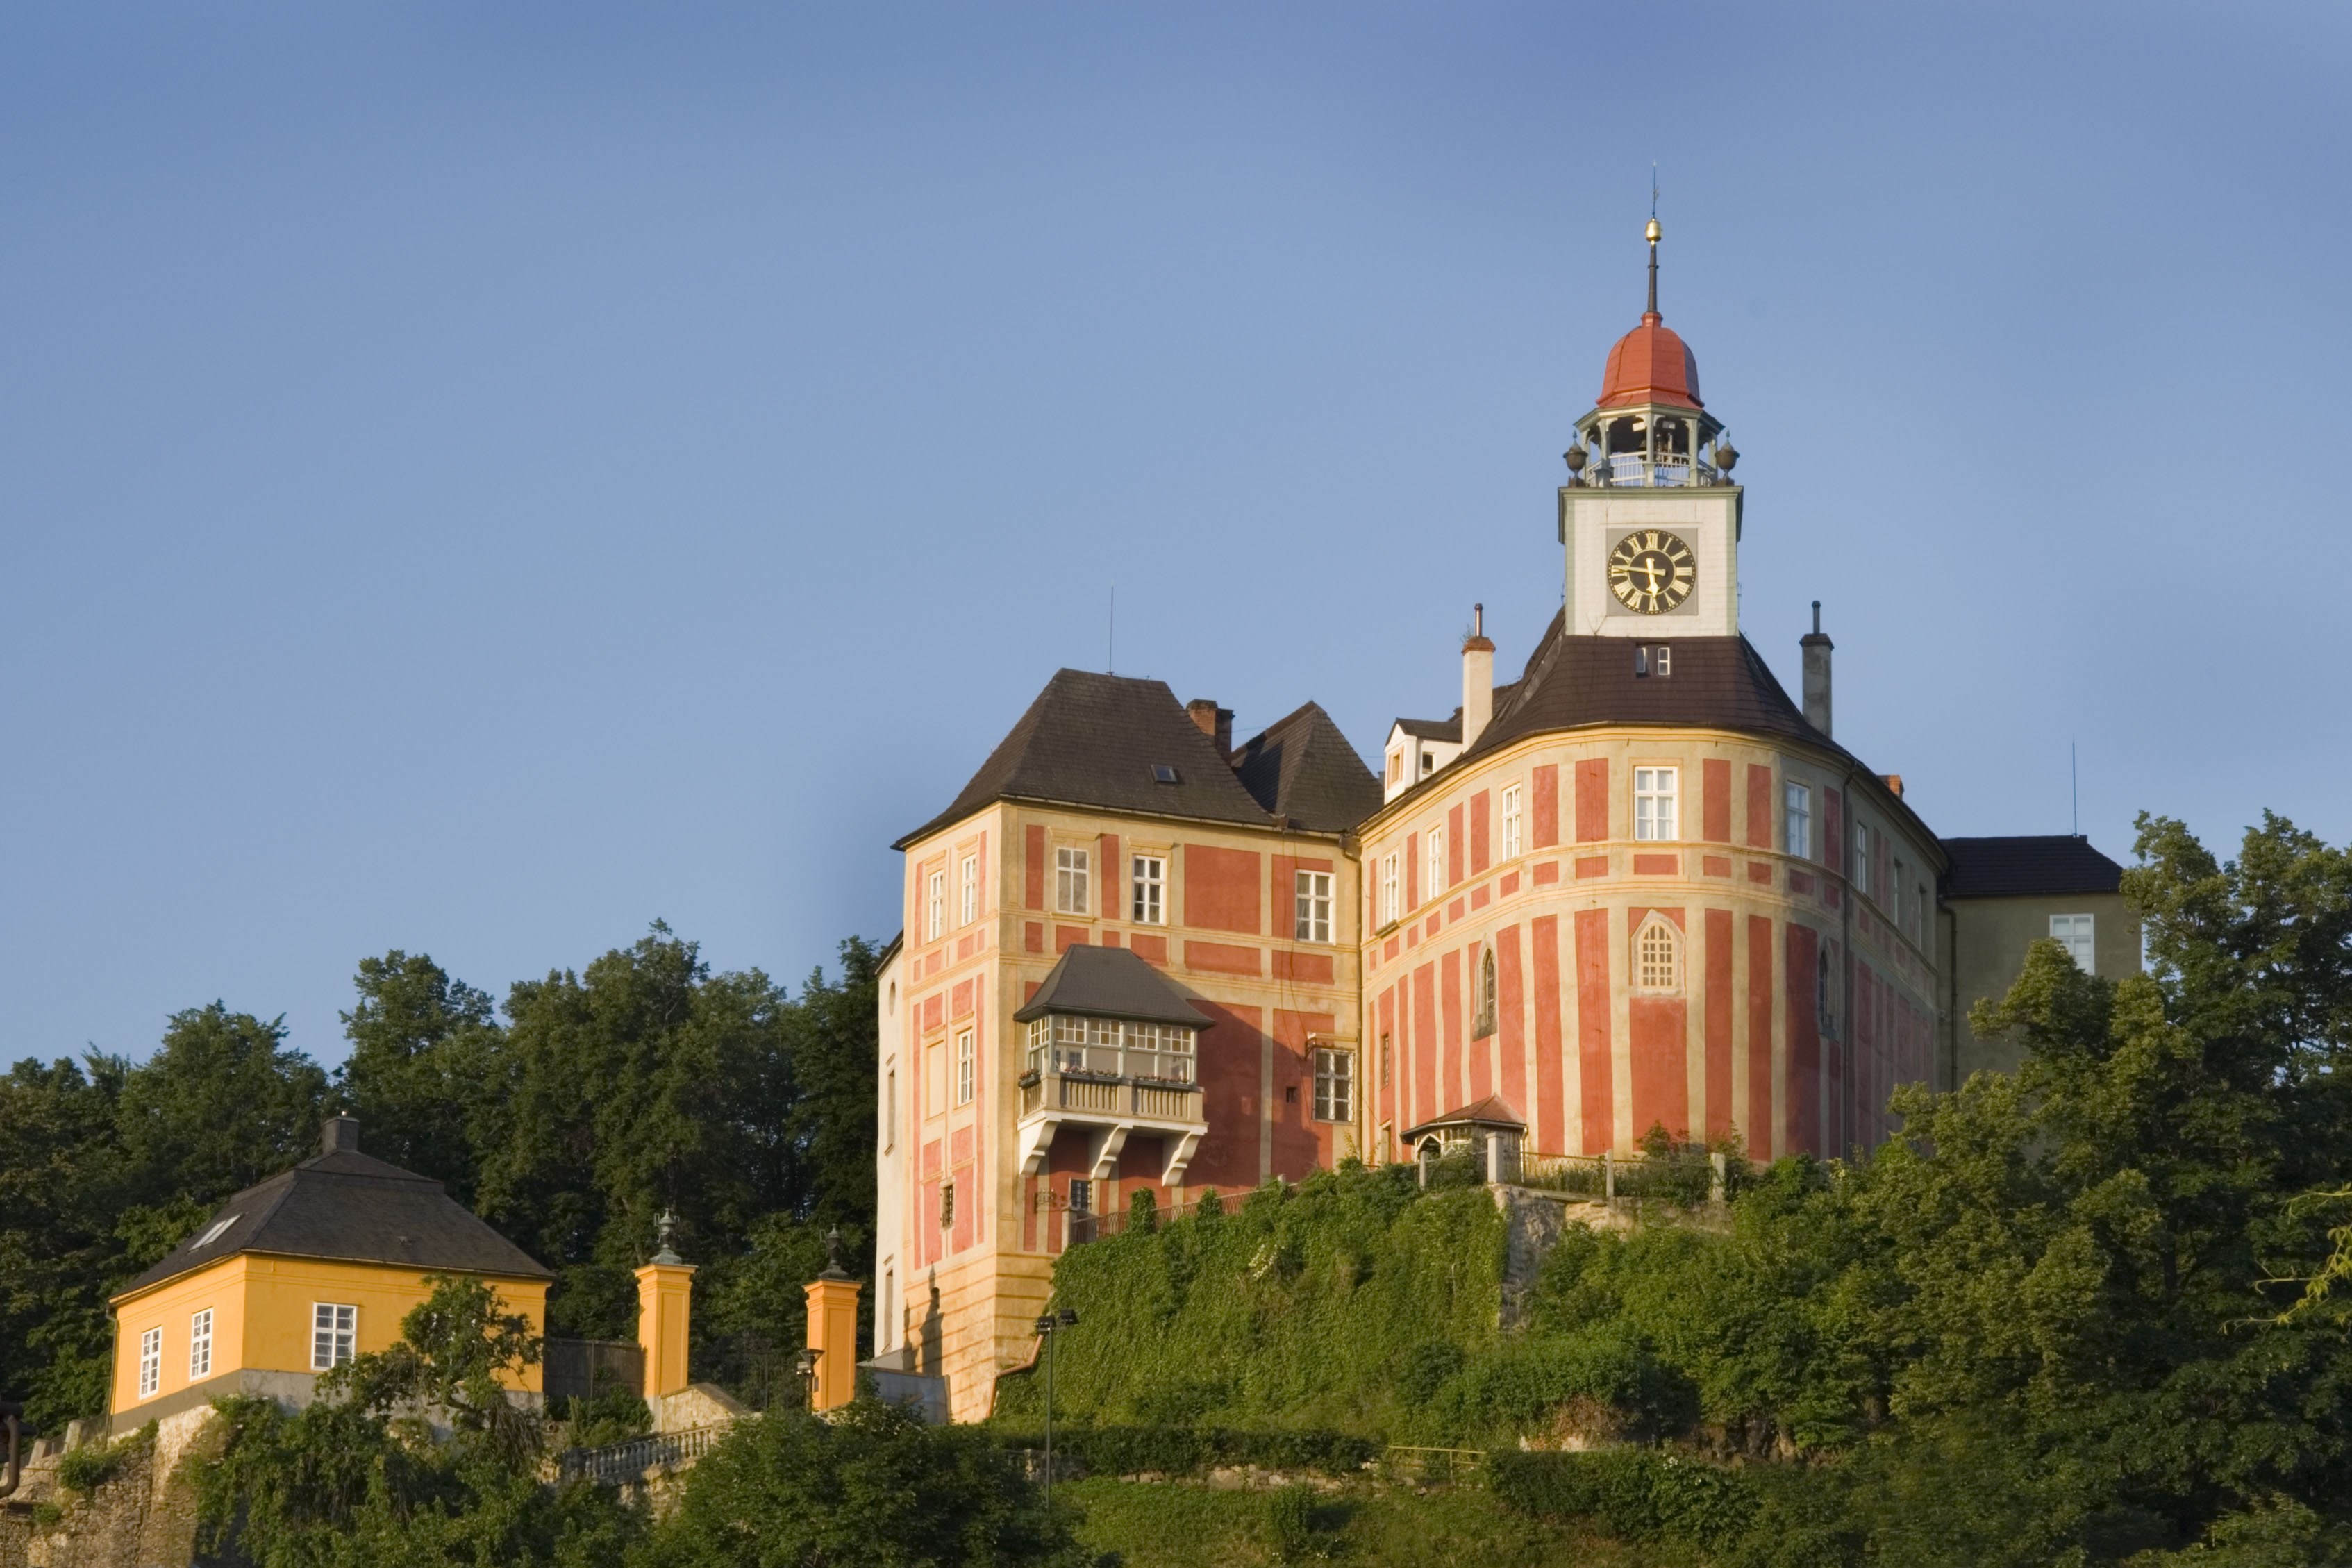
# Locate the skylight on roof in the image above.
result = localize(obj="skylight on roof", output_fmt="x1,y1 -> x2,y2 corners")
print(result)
194,1215 -> 239,1249
1152,765 -> 1180,785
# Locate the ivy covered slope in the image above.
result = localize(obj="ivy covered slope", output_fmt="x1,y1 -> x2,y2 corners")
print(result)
992,1171 -> 1511,1439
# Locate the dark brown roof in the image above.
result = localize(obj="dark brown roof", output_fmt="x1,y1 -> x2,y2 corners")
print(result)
119,1126 -> 551,1299
1012,944 -> 1211,1027
899,669 -> 1274,846
1392,715 -> 1463,742
1381,611 -> 1934,857
1231,703 -> 1382,833
1941,836 -> 2125,899
1466,613 -> 1823,758
1403,1094 -> 1526,1140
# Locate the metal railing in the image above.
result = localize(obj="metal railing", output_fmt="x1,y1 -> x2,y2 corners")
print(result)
1381,1446 -> 1485,1485
1598,453 -> 1721,488
558,1424 -> 727,1485
1494,1148 -> 1728,1206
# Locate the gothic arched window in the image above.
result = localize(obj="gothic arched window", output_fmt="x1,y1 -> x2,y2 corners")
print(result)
1473,949 -> 1499,1038
1635,917 -> 1683,994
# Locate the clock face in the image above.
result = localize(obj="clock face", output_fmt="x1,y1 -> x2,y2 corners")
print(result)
1608,530 -> 1696,615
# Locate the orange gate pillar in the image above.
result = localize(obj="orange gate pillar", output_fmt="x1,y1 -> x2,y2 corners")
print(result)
803,1231 -> 862,1412
635,1216 -> 697,1403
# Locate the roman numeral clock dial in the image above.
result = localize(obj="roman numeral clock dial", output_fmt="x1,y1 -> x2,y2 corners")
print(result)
1608,530 -> 1696,614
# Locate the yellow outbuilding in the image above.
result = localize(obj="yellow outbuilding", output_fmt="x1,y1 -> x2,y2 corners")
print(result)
106,1115 -> 554,1433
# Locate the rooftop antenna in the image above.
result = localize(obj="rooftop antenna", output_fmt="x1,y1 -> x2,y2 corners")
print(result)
1646,163 -> 1661,317
2071,740 -> 2078,837
1108,583 -> 1115,674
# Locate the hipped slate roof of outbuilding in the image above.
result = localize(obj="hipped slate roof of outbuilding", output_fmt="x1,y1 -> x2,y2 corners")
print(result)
1011,943 -> 1212,1027
119,1130 -> 551,1299
1940,836 -> 2126,899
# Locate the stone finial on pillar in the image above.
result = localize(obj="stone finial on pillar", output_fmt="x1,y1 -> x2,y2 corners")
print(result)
635,1215 -> 696,1403
803,1227 -> 861,1412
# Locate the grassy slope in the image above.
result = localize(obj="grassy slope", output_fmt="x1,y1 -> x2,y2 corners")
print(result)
1064,1477 -> 1699,1568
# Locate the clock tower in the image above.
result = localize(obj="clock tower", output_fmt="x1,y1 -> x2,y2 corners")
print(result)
1559,217 -> 1743,637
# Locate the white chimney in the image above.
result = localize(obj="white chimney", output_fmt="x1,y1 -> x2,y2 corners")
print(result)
1461,604 -> 1495,751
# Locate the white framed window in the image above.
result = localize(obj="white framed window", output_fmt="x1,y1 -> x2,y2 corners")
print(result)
2051,913 -> 2095,974
1634,767 -> 1678,841
959,856 -> 978,926
1379,853 -> 1400,926
189,1308 -> 213,1380
1501,784 -> 1524,860
1784,782 -> 1811,860
312,1303 -> 356,1370
1054,846 -> 1090,915
1131,856 -> 1165,924
1295,870 -> 1333,944
138,1326 -> 161,1399
924,869 -> 944,942
1068,1177 -> 1092,1215
1312,1047 -> 1354,1123
1426,826 -> 1446,897
954,1028 -> 975,1105
1635,917 -> 1683,993
1853,821 -> 1874,898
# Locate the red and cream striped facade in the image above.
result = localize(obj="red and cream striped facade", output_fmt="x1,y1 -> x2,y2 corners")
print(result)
1357,727 -> 1940,1169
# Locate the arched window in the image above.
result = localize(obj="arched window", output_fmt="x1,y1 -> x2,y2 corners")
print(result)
1473,949 -> 1499,1038
1635,917 -> 1683,994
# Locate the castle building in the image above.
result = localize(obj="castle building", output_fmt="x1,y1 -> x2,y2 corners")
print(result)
871,222 -> 2135,1421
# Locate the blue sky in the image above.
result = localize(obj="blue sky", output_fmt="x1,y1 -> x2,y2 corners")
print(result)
6,3 -> 2348,1069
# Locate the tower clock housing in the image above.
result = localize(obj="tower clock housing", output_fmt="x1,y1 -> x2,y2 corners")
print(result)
1559,217 -> 1743,637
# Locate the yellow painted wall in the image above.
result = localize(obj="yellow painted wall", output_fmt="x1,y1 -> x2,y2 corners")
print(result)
111,1254 -> 549,1417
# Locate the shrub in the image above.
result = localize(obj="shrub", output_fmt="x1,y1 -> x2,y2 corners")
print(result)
1489,1449 -> 1757,1549
1263,1482 -> 1324,1562
56,1422 -> 153,1494
990,1424 -> 1376,1478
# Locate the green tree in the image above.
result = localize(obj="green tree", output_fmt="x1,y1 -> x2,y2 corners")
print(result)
641,1400 -> 1088,1568
469,924 -> 796,1338
338,951 -> 504,1201
201,1275 -> 642,1568
116,1003 -> 328,1204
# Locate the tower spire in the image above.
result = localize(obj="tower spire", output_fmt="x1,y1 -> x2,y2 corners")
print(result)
1645,165 -> 1661,318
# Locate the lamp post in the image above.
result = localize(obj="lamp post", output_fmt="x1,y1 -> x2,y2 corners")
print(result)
794,1346 -> 821,1410
1032,1308 -> 1078,1500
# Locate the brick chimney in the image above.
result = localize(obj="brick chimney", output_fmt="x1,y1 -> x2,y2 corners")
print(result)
1461,606 -> 1495,751
1800,601 -> 1833,738
321,1115 -> 360,1155
1187,699 -> 1233,757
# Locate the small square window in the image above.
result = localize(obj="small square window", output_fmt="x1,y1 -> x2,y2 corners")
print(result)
1312,1048 -> 1354,1123
1131,856 -> 1165,924
1151,764 -> 1180,785
190,1308 -> 214,1380
1294,870 -> 1333,944
312,1303 -> 356,1370
1054,847 -> 1091,915
1634,767 -> 1678,842
2051,913 -> 2095,974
